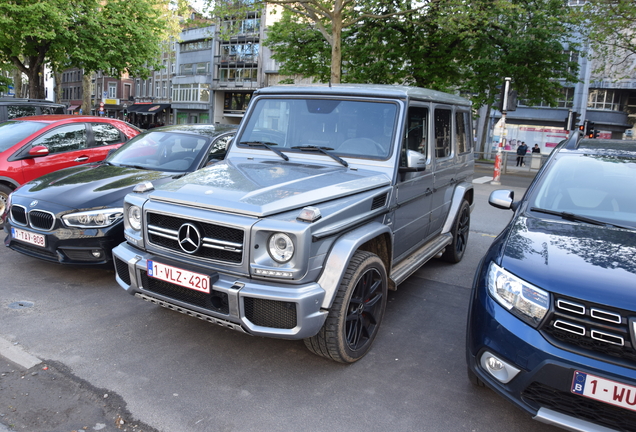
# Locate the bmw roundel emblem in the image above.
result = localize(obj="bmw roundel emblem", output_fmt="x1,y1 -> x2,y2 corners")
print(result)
30,200 -> 38,207
177,223 -> 202,254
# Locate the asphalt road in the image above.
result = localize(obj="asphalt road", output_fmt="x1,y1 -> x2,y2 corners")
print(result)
0,165 -> 564,432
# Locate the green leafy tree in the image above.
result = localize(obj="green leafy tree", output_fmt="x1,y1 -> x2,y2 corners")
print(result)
578,0 -> 636,74
0,0 -> 180,100
210,0 -> 417,83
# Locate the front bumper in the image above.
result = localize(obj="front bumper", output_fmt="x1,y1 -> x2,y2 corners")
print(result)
4,220 -> 122,266
112,242 -> 328,339
466,274 -> 636,432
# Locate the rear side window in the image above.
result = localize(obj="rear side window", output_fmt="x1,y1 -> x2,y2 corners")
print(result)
0,121 -> 48,152
434,109 -> 452,159
455,111 -> 471,154
7,105 -> 36,120
92,123 -> 123,146
31,124 -> 87,154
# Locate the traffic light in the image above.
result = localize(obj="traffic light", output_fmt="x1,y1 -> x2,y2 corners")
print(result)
587,121 -> 595,138
593,129 -> 600,139
123,108 -> 128,117
564,111 -> 580,130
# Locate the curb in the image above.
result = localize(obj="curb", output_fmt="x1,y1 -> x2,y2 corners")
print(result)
0,336 -> 41,370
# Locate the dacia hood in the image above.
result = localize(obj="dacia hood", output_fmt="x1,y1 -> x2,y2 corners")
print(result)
151,159 -> 392,217
500,214 -> 636,308
16,163 -> 181,210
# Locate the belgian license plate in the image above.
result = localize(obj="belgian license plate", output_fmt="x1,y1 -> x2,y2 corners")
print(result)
12,227 -> 45,248
572,371 -> 636,412
147,260 -> 210,293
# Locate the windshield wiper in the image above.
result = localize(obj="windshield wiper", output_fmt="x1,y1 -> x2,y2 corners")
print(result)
117,163 -> 148,170
530,207 -> 634,231
291,145 -> 348,167
240,141 -> 289,161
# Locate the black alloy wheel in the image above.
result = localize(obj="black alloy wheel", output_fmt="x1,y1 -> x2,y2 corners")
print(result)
441,199 -> 470,263
304,251 -> 388,363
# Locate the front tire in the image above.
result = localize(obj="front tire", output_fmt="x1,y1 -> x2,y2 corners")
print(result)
305,251 -> 388,363
441,199 -> 470,263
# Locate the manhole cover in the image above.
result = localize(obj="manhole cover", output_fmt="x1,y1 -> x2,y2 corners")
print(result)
8,301 -> 34,310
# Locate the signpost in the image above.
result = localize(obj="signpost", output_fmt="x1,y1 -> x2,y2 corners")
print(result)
492,77 -> 512,185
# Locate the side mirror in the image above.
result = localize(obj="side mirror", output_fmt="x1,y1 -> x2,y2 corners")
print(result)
489,190 -> 515,210
399,149 -> 427,173
28,145 -> 50,157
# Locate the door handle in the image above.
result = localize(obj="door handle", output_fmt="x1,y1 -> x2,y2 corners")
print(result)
74,156 -> 89,162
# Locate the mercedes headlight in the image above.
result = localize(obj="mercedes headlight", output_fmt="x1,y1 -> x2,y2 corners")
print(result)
63,208 -> 123,228
487,262 -> 549,327
268,233 -> 294,263
127,205 -> 142,231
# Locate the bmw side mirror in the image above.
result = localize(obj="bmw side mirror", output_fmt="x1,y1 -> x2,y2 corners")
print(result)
489,189 -> 515,210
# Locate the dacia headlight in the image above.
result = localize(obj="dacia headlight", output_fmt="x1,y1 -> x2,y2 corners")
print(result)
127,205 -> 142,231
268,232 -> 294,263
62,208 -> 124,228
487,262 -> 549,327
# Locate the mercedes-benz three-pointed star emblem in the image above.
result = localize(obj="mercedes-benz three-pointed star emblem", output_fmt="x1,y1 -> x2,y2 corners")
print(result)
177,223 -> 201,254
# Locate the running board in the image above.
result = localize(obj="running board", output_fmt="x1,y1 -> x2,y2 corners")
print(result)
390,233 -> 452,287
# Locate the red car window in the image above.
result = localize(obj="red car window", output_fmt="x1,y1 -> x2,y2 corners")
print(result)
91,123 -> 123,147
31,123 -> 87,153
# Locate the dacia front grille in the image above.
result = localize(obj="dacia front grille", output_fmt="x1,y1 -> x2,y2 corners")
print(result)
145,212 -> 244,264
541,295 -> 636,367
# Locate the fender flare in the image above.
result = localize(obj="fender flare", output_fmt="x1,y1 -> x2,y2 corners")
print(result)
0,176 -> 20,190
441,182 -> 474,234
317,221 -> 392,309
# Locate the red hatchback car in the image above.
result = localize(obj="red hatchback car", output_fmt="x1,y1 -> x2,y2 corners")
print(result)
0,115 -> 141,215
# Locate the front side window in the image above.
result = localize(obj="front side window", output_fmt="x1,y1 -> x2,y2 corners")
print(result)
239,98 -> 397,160
92,124 -> 122,147
31,124 -> 87,154
434,109 -> 452,159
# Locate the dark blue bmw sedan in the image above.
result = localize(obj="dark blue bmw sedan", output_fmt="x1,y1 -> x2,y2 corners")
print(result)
466,137 -> 636,431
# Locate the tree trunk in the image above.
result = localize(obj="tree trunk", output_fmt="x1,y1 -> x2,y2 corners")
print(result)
12,69 -> 22,98
330,10 -> 343,84
54,72 -> 63,103
82,72 -> 92,115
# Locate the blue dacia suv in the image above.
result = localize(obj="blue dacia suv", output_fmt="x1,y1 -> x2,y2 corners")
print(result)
466,136 -> 636,431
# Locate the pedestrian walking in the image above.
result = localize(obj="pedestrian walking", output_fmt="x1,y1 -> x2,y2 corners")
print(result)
516,142 -> 528,166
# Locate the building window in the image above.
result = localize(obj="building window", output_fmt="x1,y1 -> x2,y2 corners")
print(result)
220,17 -> 261,36
108,82 -> 117,98
219,67 -> 258,83
180,39 -> 212,53
224,92 -> 252,113
520,87 -> 574,108
162,81 -> 167,98
588,89 -> 621,111
172,84 -> 210,102
220,43 -> 259,63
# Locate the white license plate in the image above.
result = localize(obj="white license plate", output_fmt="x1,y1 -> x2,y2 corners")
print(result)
12,227 -> 45,248
572,371 -> 636,412
147,260 -> 210,293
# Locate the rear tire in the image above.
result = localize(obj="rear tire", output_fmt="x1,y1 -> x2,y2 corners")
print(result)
0,184 -> 13,224
304,251 -> 388,363
441,199 -> 470,263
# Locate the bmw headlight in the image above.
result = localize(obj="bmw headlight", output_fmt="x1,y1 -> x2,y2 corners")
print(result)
487,262 -> 549,327
62,208 -> 124,228
268,233 -> 294,263
127,205 -> 142,231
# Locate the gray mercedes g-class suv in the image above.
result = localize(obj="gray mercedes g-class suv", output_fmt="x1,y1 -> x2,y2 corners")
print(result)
112,84 -> 474,363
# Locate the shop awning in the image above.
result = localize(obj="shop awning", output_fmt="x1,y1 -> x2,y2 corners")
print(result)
67,105 -> 79,111
129,104 -> 171,114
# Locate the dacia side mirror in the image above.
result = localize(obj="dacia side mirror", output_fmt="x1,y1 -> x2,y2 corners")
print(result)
28,145 -> 50,158
399,149 -> 427,173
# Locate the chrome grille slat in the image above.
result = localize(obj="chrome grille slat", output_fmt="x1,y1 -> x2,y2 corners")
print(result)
553,320 -> 585,335
590,308 -> 622,324
556,299 -> 585,315
590,330 -> 624,346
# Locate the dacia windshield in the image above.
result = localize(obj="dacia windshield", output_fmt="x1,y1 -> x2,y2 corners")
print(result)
238,98 -> 398,160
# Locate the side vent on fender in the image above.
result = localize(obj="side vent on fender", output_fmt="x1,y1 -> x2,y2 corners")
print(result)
371,193 -> 388,210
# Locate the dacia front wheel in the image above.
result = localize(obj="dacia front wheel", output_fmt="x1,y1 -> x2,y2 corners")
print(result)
304,251 -> 387,363
441,199 -> 470,263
